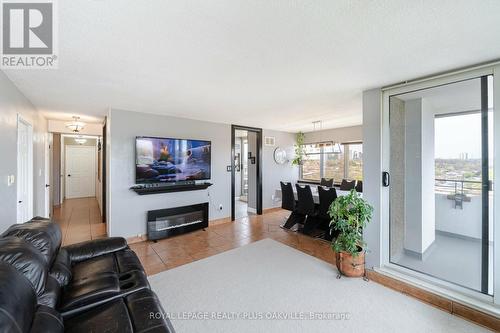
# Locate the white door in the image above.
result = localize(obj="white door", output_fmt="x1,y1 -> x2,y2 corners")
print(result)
65,145 -> 96,199
17,117 -> 33,223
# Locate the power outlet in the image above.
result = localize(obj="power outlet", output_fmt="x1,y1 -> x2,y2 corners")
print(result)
218,204 -> 223,211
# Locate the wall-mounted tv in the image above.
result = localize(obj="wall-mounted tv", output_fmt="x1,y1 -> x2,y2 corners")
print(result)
135,136 -> 211,183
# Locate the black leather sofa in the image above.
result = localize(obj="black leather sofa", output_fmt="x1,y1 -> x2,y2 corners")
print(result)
0,217 -> 175,332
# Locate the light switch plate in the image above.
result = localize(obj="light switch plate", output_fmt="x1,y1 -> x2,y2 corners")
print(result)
7,175 -> 15,186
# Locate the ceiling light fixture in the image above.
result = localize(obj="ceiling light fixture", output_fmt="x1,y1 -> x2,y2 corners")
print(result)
312,120 -> 342,154
66,116 -> 86,133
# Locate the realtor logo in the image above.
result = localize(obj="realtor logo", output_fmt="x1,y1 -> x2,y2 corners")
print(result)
1,0 -> 58,68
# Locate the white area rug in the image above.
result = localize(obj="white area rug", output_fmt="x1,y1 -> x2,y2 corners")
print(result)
149,239 -> 488,333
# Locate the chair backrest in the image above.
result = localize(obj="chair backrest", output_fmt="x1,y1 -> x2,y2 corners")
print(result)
355,180 -> 363,193
295,184 -> 315,215
2,219 -> 62,266
340,179 -> 356,191
320,178 -> 334,187
0,237 -> 48,297
317,186 -> 337,220
280,182 -> 295,211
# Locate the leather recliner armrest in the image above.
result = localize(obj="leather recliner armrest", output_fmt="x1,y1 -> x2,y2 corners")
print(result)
63,237 -> 128,263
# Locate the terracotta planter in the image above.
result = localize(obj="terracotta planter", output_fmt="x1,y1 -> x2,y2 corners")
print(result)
335,251 -> 365,277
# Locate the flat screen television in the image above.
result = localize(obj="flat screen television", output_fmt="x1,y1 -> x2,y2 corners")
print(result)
135,136 -> 211,183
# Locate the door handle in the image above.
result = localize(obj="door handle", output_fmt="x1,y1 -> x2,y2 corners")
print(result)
45,184 -> 50,188
18,200 -> 22,204
382,172 -> 390,187
67,174 -> 71,177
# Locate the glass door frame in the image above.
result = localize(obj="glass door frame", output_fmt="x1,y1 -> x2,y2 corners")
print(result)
379,64 -> 500,308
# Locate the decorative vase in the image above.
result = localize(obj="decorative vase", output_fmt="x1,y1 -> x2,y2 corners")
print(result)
336,251 -> 365,277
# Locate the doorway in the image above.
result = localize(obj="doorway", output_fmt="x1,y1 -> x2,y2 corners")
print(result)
382,70 -> 497,301
63,136 -> 97,199
231,125 -> 262,221
17,116 -> 34,223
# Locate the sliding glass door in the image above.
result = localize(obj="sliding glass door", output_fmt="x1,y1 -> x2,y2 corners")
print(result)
387,75 -> 494,295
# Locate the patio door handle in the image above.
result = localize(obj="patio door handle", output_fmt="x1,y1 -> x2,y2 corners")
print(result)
382,172 -> 390,187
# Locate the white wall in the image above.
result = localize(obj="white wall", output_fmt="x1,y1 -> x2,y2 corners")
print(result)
0,71 -> 48,231
262,129 -> 298,208
303,125 -> 362,144
436,193 -> 493,242
362,88 -> 383,269
107,109 -> 298,238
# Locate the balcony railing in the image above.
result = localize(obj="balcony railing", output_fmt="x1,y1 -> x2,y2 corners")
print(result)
435,178 -> 492,209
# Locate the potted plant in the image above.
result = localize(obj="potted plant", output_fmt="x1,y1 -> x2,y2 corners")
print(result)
328,189 -> 373,277
291,132 -> 305,166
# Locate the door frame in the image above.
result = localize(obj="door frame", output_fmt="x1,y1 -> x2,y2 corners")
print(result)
17,115 -> 34,223
379,65 -> 500,310
45,133 -> 53,218
65,144 -> 96,199
231,125 -> 262,221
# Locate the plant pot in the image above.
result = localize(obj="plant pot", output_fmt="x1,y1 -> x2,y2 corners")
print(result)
335,251 -> 365,277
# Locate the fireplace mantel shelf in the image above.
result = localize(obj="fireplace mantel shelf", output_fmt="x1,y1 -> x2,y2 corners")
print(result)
130,182 -> 213,195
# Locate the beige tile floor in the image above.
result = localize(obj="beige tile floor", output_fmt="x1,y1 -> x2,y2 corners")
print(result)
53,197 -> 107,246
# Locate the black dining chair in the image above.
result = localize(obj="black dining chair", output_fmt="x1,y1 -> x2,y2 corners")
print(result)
340,179 -> 356,191
280,182 -> 295,211
317,186 -> 339,241
295,184 -> 317,233
320,178 -> 334,187
280,182 -> 304,229
355,180 -> 363,193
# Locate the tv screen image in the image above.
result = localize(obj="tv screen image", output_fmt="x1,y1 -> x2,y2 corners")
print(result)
136,137 -> 211,183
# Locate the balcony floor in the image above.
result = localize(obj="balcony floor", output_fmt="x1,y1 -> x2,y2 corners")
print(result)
392,232 -> 493,295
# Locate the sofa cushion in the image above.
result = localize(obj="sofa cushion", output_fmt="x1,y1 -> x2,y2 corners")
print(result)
126,289 -> 176,333
0,263 -> 37,333
49,248 -> 73,287
2,219 -> 61,265
38,276 -> 61,308
0,237 -> 48,297
60,270 -> 150,317
30,305 -> 64,333
64,289 -> 174,333
72,249 -> 143,282
60,273 -> 121,313
64,299 -> 134,333
72,253 -> 117,281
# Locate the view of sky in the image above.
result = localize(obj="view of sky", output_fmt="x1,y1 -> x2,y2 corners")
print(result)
434,113 -> 493,160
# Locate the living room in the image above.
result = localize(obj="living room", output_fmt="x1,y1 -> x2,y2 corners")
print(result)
0,1 -> 500,332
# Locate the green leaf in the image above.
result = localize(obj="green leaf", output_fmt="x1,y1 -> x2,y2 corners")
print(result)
328,189 -> 373,256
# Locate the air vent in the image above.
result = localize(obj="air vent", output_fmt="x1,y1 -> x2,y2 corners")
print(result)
264,136 -> 275,146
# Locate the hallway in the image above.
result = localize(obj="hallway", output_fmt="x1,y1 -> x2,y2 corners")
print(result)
53,197 -> 106,246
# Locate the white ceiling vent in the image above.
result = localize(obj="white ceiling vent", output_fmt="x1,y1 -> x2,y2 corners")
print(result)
264,136 -> 276,146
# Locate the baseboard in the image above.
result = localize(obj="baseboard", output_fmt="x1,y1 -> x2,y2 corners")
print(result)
263,207 -> 282,214
126,235 -> 148,244
209,216 -> 232,226
126,209 -> 283,244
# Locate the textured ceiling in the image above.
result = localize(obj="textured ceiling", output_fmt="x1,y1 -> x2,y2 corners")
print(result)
3,0 -> 500,132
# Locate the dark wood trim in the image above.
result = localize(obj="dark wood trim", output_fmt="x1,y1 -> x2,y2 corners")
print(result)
102,117 -> 107,223
231,125 -> 263,221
